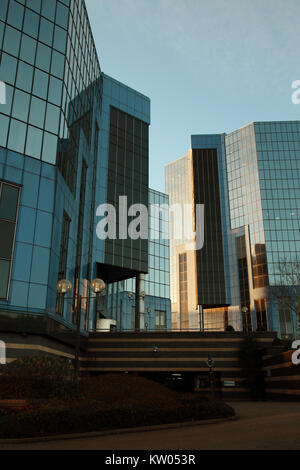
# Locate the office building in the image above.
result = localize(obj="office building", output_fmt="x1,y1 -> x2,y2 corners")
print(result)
166,122 -> 300,339
103,188 -> 171,332
0,0 -> 160,358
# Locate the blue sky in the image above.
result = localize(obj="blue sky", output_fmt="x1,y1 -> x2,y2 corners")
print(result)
85,0 -> 300,192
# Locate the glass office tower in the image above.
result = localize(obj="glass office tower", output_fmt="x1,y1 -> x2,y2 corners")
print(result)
103,188 -> 172,332
165,154 -> 198,330
166,121 -> 300,339
0,0 -> 153,357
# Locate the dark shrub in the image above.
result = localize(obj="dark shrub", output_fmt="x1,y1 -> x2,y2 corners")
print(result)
0,398 -> 235,439
0,356 -> 76,399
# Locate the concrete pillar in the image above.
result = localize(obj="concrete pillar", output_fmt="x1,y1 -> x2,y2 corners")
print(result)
135,274 -> 145,331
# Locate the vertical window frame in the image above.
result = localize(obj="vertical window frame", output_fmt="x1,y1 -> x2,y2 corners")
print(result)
0,179 -> 21,300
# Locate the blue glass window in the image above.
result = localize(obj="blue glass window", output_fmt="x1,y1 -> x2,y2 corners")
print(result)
7,1 -> 24,30
20,34 -> 37,64
16,61 -> 33,93
29,96 -> 46,128
3,25 -> 21,56
32,69 -> 49,99
8,119 -> 26,153
26,125 -> 43,159
23,8 -> 39,39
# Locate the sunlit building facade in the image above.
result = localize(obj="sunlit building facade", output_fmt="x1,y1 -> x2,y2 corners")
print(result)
166,121 -> 300,339
0,0 -> 157,358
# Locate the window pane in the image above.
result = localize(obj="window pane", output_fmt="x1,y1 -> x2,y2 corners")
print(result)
39,17 -> 53,46
48,76 -> 62,106
12,89 -> 30,122
0,0 -> 8,22
7,1 -> 24,30
42,132 -> 57,164
20,34 -> 37,64
0,53 -> 17,85
26,126 -> 43,159
51,50 -> 65,79
0,184 -> 19,221
26,0 -> 41,14
41,0 -> 56,21
0,220 -> 15,258
0,259 -> 10,299
45,103 -> 60,134
55,2 -> 69,29
3,25 -> 21,56
0,114 -> 9,147
7,118 -> 26,154
32,69 -> 49,99
36,43 -> 51,72
53,25 -> 67,53
16,61 -> 34,93
29,96 -> 46,128
23,8 -> 39,39
0,84 -> 13,116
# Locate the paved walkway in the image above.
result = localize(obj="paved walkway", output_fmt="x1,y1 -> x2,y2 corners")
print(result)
1,401 -> 300,450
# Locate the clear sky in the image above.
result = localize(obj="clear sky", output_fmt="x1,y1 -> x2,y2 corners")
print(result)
85,0 -> 300,193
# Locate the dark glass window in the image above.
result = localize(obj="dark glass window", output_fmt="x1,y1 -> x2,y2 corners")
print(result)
154,310 -> 166,330
73,160 -> 87,322
105,106 -> 149,274
236,235 -> 252,332
0,181 -> 20,299
57,211 -> 71,316
279,309 -> 294,339
255,298 -> 268,331
192,148 -> 226,306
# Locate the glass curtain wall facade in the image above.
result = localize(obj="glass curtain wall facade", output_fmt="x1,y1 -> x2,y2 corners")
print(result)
165,154 -> 199,330
103,189 -> 171,332
166,121 -> 300,338
0,0 -> 151,347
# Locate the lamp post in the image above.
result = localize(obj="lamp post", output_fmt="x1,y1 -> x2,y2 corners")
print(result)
242,306 -> 250,333
90,278 -> 106,330
56,278 -> 106,386
206,354 -> 215,398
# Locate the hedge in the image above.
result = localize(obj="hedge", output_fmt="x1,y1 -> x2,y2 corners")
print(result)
0,399 -> 235,439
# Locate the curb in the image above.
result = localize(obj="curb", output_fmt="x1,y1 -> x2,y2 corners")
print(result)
0,415 -> 238,445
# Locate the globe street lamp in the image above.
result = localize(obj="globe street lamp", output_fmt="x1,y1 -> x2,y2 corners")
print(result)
56,279 -> 72,316
56,278 -> 106,384
90,278 -> 106,329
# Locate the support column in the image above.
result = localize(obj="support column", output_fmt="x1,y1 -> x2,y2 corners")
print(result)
135,274 -> 145,331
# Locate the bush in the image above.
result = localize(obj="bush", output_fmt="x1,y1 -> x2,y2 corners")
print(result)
0,356 -> 76,399
81,374 -> 181,410
0,371 -> 235,438
0,397 -> 235,439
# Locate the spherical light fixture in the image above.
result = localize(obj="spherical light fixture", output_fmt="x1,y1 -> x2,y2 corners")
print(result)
57,279 -> 72,295
90,278 -> 106,294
